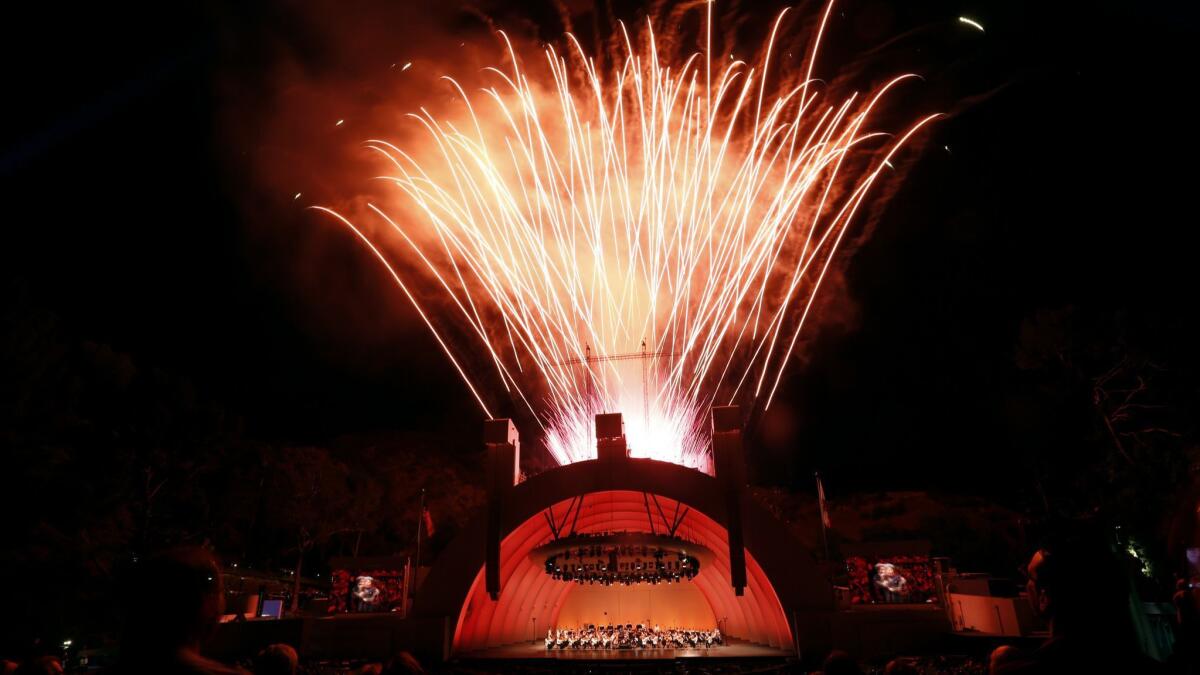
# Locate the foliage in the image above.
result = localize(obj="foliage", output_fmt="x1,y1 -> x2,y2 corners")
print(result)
1010,305 -> 1199,586
0,286 -> 485,649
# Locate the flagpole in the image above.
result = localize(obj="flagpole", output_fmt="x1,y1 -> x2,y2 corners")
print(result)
401,556 -> 411,618
413,488 -> 425,604
815,471 -> 830,562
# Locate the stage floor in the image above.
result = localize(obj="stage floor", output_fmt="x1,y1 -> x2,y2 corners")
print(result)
460,640 -> 792,661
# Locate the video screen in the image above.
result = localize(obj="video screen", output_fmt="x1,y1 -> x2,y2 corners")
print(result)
845,555 -> 937,605
259,598 -> 284,619
330,568 -> 405,613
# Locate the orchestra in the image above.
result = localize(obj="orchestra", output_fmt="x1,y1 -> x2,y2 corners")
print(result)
544,624 -> 722,650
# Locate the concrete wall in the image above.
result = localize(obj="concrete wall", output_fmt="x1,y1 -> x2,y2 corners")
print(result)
207,615 -> 450,666
830,606 -> 951,660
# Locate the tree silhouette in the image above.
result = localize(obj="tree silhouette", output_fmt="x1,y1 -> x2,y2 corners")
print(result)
1011,305 -> 1198,581
261,445 -> 355,611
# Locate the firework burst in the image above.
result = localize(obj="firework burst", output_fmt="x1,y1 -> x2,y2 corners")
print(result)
315,1 -> 938,472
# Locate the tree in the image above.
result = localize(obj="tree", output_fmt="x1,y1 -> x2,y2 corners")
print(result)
1,282 -> 234,649
1011,306 -> 1198,587
261,446 -> 355,611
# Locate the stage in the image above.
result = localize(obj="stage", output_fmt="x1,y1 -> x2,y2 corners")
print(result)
459,639 -> 792,661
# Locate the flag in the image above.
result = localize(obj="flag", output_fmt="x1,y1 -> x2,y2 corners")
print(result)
422,507 -> 436,537
816,472 -> 832,530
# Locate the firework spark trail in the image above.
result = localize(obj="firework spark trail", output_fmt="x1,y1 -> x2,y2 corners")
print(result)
317,1 -> 938,472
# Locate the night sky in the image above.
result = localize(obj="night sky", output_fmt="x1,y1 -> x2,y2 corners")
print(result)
3,0 -> 1197,502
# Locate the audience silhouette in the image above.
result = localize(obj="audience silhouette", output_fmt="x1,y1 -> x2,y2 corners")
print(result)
113,547 -> 246,675
991,533 -> 1165,674
252,645 -> 297,675
821,649 -> 864,675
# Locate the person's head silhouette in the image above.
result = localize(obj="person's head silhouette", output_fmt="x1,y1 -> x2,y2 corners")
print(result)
1024,531 -> 1137,649
122,547 -> 223,656
253,644 -> 297,675
821,649 -> 864,675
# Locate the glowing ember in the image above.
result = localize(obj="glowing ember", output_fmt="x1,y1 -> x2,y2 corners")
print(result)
315,1 -> 938,472
958,16 -> 986,33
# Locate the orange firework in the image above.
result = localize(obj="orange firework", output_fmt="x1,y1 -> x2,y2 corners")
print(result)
315,1 -> 939,472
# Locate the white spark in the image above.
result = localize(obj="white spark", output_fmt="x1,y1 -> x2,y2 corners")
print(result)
958,16 -> 985,33
316,2 -> 937,473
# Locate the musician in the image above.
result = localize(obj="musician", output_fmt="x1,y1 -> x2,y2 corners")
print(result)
351,576 -> 381,612
874,562 -> 909,602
